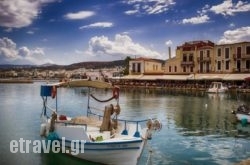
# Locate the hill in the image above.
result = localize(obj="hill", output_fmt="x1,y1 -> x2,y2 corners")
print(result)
0,60 -> 125,70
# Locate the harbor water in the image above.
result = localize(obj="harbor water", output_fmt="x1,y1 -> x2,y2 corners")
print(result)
0,82 -> 250,165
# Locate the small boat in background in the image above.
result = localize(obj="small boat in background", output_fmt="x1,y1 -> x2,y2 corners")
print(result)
232,104 -> 250,124
207,82 -> 228,93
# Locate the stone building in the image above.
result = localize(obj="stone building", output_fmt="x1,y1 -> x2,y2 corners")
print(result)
165,40 -> 250,74
129,57 -> 164,75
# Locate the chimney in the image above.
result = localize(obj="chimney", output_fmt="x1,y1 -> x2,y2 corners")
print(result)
168,47 -> 171,59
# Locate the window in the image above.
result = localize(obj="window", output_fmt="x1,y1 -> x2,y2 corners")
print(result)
217,48 -> 221,57
217,61 -> 221,70
246,46 -> 250,54
132,63 -> 136,72
246,60 -> 250,69
169,66 -> 171,72
189,54 -> 193,61
225,60 -> 230,70
200,51 -> 203,60
190,67 -> 193,72
207,50 -> 210,57
137,63 -> 141,72
225,47 -> 230,59
237,47 -> 241,55
174,66 -> 177,72
183,66 -> 186,72
183,54 -> 187,62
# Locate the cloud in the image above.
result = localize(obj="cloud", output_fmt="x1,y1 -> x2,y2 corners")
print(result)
0,37 -> 53,64
210,0 -> 250,16
124,10 -> 138,15
79,22 -> 113,29
64,11 -> 95,20
165,40 -> 173,46
182,15 -> 210,24
27,31 -> 34,35
0,0 -> 58,28
218,26 -> 250,44
124,0 -> 176,15
86,34 -> 162,59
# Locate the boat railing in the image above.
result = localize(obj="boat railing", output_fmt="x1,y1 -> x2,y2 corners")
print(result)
87,109 -> 151,137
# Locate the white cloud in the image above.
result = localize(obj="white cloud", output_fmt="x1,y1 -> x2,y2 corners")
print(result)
64,11 -> 95,20
0,0 -> 58,28
79,22 -> 113,29
210,0 -> 250,16
229,23 -> 235,28
27,31 -> 34,34
165,40 -> 172,46
124,0 -> 176,15
218,26 -> 250,44
0,37 -> 53,64
124,10 -> 138,15
182,15 -> 210,24
86,34 -> 162,59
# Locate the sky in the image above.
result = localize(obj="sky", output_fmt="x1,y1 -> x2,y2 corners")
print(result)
0,0 -> 250,65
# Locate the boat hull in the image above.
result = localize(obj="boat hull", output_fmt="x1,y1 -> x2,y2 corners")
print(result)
235,113 -> 250,123
59,138 -> 145,165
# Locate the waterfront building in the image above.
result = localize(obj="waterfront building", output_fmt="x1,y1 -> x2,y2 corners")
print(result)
165,40 -> 250,74
215,42 -> 250,73
129,57 -> 164,75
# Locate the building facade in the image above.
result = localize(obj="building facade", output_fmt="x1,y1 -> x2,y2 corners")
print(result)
129,57 -> 164,75
165,41 -> 250,74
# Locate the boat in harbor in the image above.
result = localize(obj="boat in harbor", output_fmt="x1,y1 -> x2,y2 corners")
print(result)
39,79 -> 161,165
207,82 -> 228,93
232,104 -> 250,124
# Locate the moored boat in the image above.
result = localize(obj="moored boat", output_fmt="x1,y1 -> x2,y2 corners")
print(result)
39,79 -> 161,165
232,104 -> 250,124
207,82 -> 228,93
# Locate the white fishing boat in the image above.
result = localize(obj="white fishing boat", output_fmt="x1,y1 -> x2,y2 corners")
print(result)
232,104 -> 250,124
207,82 -> 228,93
39,79 -> 161,165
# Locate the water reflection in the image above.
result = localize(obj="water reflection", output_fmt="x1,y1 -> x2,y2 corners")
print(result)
1,83 -> 250,165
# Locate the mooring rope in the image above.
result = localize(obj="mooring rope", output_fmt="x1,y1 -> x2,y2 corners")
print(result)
146,148 -> 153,165
90,94 -> 115,102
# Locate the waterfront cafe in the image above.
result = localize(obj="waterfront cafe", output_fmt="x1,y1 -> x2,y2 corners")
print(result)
111,73 -> 250,90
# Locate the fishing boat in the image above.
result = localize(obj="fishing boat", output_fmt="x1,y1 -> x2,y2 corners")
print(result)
232,104 -> 250,124
39,79 -> 161,165
207,82 -> 228,93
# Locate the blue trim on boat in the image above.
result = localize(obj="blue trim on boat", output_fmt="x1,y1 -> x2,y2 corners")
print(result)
83,147 -> 140,151
58,138 -> 143,145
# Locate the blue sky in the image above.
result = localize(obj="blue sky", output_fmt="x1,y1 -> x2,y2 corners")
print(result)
0,0 -> 250,65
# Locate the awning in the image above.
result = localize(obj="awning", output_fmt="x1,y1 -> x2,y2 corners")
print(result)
223,74 -> 250,81
118,75 -> 143,80
157,75 -> 188,80
140,75 -> 159,80
194,74 -> 226,80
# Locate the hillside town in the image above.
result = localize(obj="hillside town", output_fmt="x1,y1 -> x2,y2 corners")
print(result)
1,40 -> 250,91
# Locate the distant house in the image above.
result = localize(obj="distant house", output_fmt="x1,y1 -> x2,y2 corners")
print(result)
129,57 -> 164,75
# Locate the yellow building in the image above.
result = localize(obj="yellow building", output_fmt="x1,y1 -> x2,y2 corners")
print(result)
165,41 -> 250,74
215,42 -> 250,73
129,57 -> 164,75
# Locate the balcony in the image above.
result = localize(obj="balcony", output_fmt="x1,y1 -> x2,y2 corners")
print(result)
233,54 -> 250,60
181,61 -> 194,66
197,57 -> 211,62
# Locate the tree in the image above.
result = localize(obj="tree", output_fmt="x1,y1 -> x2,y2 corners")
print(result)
123,56 -> 131,75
